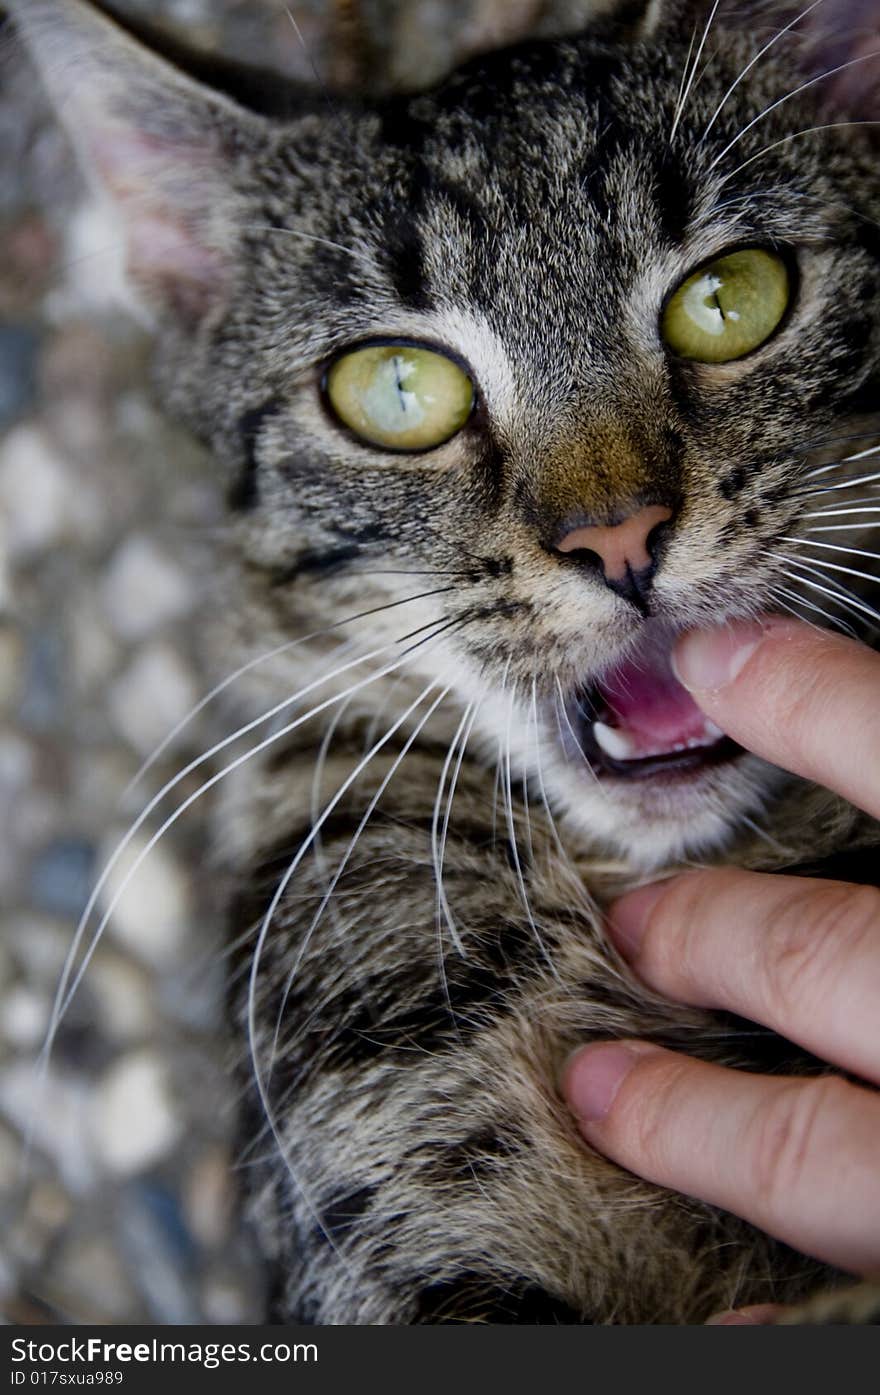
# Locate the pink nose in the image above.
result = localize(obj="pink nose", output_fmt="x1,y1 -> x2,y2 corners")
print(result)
555,504 -> 673,583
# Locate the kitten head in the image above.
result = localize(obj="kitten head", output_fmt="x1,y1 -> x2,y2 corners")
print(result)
13,0 -> 880,868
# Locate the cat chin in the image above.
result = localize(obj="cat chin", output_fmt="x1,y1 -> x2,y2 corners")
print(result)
546,753 -> 789,873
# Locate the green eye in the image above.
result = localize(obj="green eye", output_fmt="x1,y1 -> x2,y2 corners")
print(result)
325,343 -> 475,451
661,248 -> 791,363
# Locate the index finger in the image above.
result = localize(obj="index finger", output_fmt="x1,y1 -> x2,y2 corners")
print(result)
672,618 -> 880,821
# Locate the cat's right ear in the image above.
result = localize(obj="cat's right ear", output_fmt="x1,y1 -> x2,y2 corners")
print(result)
7,0 -> 269,328
536,0 -> 670,42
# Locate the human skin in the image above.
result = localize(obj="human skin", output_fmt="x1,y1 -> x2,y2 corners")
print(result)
562,617 -> 880,1318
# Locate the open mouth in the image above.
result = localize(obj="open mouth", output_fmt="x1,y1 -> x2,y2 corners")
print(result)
571,624 -> 743,780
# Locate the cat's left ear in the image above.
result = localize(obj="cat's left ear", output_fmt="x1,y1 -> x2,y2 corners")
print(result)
800,0 -> 879,119
8,0 -> 270,327
632,0 -> 879,112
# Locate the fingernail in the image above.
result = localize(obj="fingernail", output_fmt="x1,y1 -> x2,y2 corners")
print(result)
672,622 -> 766,692
705,1305 -> 781,1326
564,1043 -> 642,1123
607,881 -> 668,960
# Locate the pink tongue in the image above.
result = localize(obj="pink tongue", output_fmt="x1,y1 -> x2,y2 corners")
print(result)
597,631 -> 708,750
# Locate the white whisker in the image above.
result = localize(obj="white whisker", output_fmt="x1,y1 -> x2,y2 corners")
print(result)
769,583 -> 858,636
489,756 -> 503,847
719,120 -> 880,182
40,613 -> 457,1066
709,49 -> 880,171
801,505 -> 880,519
803,442 -> 880,479
127,567 -> 462,793
435,699 -> 481,1032
781,537 -> 880,564
502,683 -> 561,982
671,0 -> 723,144
804,523 -> 880,533
776,560 -> 880,626
242,222 -> 372,267
673,26 -> 698,125
432,701 -> 480,961
701,0 -> 826,142
770,549 -> 879,588
739,811 -> 793,858
308,693 -> 354,909
554,677 -> 604,796
125,635 -> 354,797
843,442 -> 880,464
529,682 -> 568,863
520,736 -> 536,868
529,681 -> 594,914
247,673 -> 454,1177
266,680 -> 453,1076
52,583 -> 455,1059
800,469 -> 880,493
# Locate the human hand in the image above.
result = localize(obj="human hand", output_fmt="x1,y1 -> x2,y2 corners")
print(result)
562,618 -> 880,1315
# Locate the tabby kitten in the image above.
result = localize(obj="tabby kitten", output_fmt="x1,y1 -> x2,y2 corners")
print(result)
12,0 -> 880,1323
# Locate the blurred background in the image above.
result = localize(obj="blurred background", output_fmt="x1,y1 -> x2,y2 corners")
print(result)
0,0 -> 602,1324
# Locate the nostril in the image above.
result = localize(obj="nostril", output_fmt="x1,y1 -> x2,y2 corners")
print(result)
556,545 -> 605,576
645,516 -> 672,563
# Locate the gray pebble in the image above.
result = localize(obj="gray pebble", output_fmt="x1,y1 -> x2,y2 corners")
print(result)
91,1050 -> 183,1176
117,1181 -> 202,1323
98,827 -> 193,966
101,536 -> 194,643
108,639 -> 200,757
0,1061 -> 96,1191
48,1231 -> 141,1323
0,624 -> 24,711
19,628 -> 64,733
1,985 -> 50,1050
0,325 -> 40,430
0,425 -> 93,558
30,839 -> 95,920
184,1146 -> 235,1249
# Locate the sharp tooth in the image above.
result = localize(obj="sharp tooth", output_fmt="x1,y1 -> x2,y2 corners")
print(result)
593,721 -> 638,761
704,719 -> 725,742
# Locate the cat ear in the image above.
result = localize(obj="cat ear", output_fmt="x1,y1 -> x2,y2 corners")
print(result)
798,0 -> 879,120
533,0 -> 668,42
637,1 -> 879,116
8,0 -> 269,326
708,1 -> 880,119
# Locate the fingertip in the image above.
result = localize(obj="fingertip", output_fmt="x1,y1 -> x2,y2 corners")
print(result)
607,880 -> 670,960
671,621 -> 767,693
563,1041 -> 661,1126
705,1304 -> 783,1326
